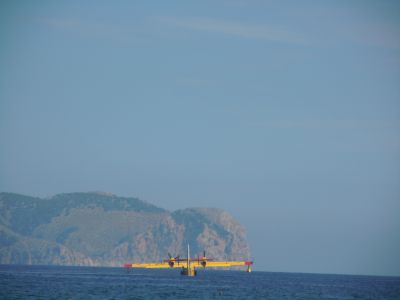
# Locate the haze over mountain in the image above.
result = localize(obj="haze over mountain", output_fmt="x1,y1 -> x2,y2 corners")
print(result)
1,1 -> 399,276
0,192 -> 250,267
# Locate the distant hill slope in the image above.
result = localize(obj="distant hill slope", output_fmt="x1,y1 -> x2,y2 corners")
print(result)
0,192 -> 250,266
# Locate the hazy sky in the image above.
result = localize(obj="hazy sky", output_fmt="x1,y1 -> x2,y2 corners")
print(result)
1,0 -> 399,276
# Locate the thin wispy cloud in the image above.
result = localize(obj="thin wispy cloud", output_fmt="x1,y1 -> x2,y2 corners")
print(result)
40,18 -> 82,29
162,17 -> 308,45
258,119 -> 400,130
37,17 -> 143,44
40,16 -> 309,47
40,18 -> 109,36
342,21 -> 400,50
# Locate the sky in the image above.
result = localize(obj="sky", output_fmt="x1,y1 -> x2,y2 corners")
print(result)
1,0 -> 399,276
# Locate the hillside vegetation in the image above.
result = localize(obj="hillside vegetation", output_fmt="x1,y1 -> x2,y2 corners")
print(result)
0,192 -> 250,266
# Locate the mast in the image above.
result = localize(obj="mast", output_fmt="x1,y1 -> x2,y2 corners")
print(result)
187,244 -> 190,269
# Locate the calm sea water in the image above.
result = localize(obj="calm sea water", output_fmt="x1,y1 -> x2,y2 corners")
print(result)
0,265 -> 399,300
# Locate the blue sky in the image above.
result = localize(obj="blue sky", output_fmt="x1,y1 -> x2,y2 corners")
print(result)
1,0 -> 399,276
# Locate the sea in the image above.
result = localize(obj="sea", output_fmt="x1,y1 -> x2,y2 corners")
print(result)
0,265 -> 399,300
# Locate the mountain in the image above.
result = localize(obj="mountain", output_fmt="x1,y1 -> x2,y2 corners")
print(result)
0,192 -> 250,266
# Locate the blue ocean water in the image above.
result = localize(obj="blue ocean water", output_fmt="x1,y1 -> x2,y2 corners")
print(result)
0,265 -> 399,299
